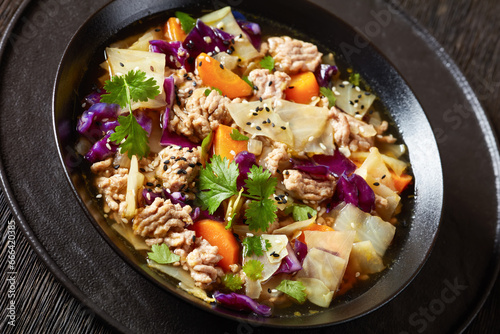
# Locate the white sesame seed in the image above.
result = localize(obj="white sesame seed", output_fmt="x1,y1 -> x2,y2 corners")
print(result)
355,272 -> 360,277
169,55 -> 174,62
214,46 -> 220,53
319,143 -> 327,150
106,143 -> 111,150
81,103 -> 86,108
230,150 -> 236,156
311,96 -> 317,101
96,194 -> 102,198
342,81 -> 349,85
355,86 -> 361,92
203,36 -> 212,43
207,52 -> 213,57
334,91 -> 340,96
308,136 -> 315,142
354,103 -> 358,108
351,223 -> 356,228
103,214 -> 108,218
332,87 -> 336,91
217,22 -> 225,29
122,218 -> 128,224
317,206 -> 321,211
205,56 -> 211,63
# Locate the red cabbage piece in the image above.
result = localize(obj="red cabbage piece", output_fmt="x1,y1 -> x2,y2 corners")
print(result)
234,151 -> 257,189
231,10 -> 247,21
83,90 -> 104,107
135,110 -> 153,136
77,103 -> 120,139
213,291 -> 272,317
237,20 -> 261,50
142,188 -> 162,206
84,132 -> 118,163
149,40 -> 189,69
312,150 -> 356,177
274,243 -> 302,275
182,20 -> 234,72
160,107 -> 198,148
290,158 -> 329,178
293,239 -> 308,265
333,172 -> 375,213
163,75 -> 175,108
314,64 -> 338,88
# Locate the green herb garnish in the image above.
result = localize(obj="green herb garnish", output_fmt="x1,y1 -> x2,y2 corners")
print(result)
147,244 -> 180,264
242,235 -> 271,257
242,75 -> 253,88
242,259 -> 264,280
260,56 -> 275,71
175,11 -> 197,34
222,273 -> 243,291
284,204 -> 317,221
276,280 -> 307,303
230,128 -> 249,141
319,87 -> 336,109
349,72 -> 360,86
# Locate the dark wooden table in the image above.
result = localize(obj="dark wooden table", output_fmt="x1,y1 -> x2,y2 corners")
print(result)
1,0 -> 499,333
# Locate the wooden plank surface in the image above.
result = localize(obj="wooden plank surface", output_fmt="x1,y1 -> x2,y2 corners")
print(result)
1,0 -> 499,332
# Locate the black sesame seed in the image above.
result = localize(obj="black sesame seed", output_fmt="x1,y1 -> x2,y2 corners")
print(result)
265,107 -> 270,112
113,164 -> 120,169
267,118 -> 271,124
288,86 -> 294,89
271,123 -> 275,127
275,196 -> 280,201
285,171 -> 289,175
253,85 -> 259,90
180,184 -> 186,191
146,182 -> 154,187
170,156 -> 176,159
179,157 -> 187,161
147,188 -> 152,192
192,82 -> 197,87
219,64 -> 224,69
339,84 -> 345,88
262,120 -> 267,124
119,62 -> 124,67
155,28 -> 161,32
281,126 -> 287,130
187,149 -> 193,153
381,174 -> 386,179
192,235 -> 196,243
227,49 -> 233,55
183,73 -> 188,78
358,94 -> 362,98
178,146 -> 183,150
198,61 -> 203,67
271,251 -> 279,258
268,288 -> 272,293
307,213 -> 312,219
188,89 -> 193,95
177,169 -> 187,174
361,105 -> 365,109
188,163 -> 196,168
139,168 -> 146,172
156,184 -> 162,188
354,99 -> 359,103
253,112 -> 258,116
349,100 -> 354,105
256,126 -> 262,131
150,66 -> 155,72
282,199 -> 287,204
276,169 -> 281,174
259,97 -> 263,102
268,81 -> 273,86
196,162 -> 203,166
365,92 -> 371,95
163,165 -> 168,171
373,182 -> 380,186
186,76 -> 192,81
246,122 -> 251,125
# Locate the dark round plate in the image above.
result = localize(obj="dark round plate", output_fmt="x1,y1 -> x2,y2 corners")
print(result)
0,0 -> 498,333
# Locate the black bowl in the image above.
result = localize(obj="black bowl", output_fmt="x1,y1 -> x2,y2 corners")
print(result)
53,0 -> 443,327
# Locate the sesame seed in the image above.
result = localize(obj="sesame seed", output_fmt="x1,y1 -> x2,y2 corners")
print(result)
163,164 -> 168,171
349,100 -> 354,105
113,164 -> 120,169
246,122 -> 251,125
265,107 -> 270,112
382,175 -> 386,179
253,112 -> 258,116
155,28 -> 161,32
365,92 -> 371,96
220,64 -> 224,69
177,169 -> 187,175
96,194 -> 102,198
119,62 -> 124,67
150,66 -> 155,72
156,184 -> 162,187
268,81 -> 273,86
342,81 -> 349,85
373,182 -> 380,186
281,126 -> 287,130
139,168 -> 146,172
271,123 -> 275,127
188,163 -> 196,168
361,105 -> 365,109
339,84 -> 345,88
205,57 -> 211,62
198,61 -> 202,67
259,97 -> 263,102
288,86 -> 294,89
285,171 -> 289,175
358,94 -> 362,98
146,182 -> 154,187
307,213 -> 312,219
267,118 -> 271,123
355,86 -> 361,92
256,126 -> 262,131
319,143 -> 327,150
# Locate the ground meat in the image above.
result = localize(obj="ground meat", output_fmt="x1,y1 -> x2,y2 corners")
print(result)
282,169 -> 336,202
260,141 -> 290,176
154,146 -> 200,198
186,238 -> 223,286
268,36 -> 322,74
329,107 -> 376,153
133,197 -> 193,238
92,158 -> 128,213
248,69 -> 291,100
165,68 -> 203,107
168,89 -> 233,142
145,228 -> 196,249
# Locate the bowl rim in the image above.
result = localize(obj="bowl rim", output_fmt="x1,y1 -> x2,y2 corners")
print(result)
50,0 -> 444,328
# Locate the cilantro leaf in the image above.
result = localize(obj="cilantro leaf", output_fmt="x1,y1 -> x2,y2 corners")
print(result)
349,72 -> 360,86
276,280 -> 307,303
222,273 -> 243,291
242,259 -> 264,280
242,235 -> 271,257
197,155 -> 239,214
175,11 -> 196,34
109,113 -> 150,159
101,70 -> 160,109
200,130 -> 213,165
204,88 -> 211,97
284,204 -> 317,221
244,166 -> 278,232
230,128 -> 249,141
147,244 -> 180,264
204,87 -> 223,96
319,87 -> 336,108
242,75 -> 253,88
245,166 -> 277,200
260,56 -> 275,71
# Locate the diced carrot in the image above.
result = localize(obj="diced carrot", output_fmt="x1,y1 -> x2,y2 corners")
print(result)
164,17 -> 187,42
212,125 -> 248,162
284,72 -> 320,104
196,53 -> 253,99
391,171 -> 412,193
297,224 -> 335,244
191,219 -> 240,272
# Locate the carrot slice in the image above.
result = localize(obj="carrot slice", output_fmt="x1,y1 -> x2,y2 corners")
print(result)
164,17 -> 187,42
284,72 -> 320,104
191,219 -> 240,272
196,53 -> 253,99
391,172 -> 412,193
297,224 -> 334,244
213,125 -> 248,162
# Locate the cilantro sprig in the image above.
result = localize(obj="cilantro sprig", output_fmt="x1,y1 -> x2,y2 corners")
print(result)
147,244 -> 180,264
284,204 -> 317,221
101,69 -> 160,158
276,280 -> 307,303
260,56 -> 275,71
222,273 -> 243,291
175,11 -> 197,34
242,235 -> 271,257
230,128 -> 249,141
243,259 -> 264,280
197,156 -> 278,232
349,72 -> 360,86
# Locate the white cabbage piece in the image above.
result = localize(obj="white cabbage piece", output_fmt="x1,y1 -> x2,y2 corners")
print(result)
128,27 -> 164,51
378,142 -> 407,159
105,47 -> 166,111
262,234 -> 289,264
355,147 -> 395,190
297,277 -> 334,308
213,52 -> 239,71
364,173 -> 401,220
124,155 -> 144,218
227,99 -> 294,146
297,248 -> 346,292
148,260 -> 215,302
333,203 -> 396,256
272,217 -> 315,237
348,240 -> 385,275
245,276 -> 263,299
351,151 -> 409,176
333,80 -> 376,117
200,6 -> 260,62
111,222 -> 150,251
303,230 -> 355,262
